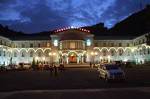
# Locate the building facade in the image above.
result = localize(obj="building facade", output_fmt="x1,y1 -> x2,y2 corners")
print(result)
0,27 -> 150,66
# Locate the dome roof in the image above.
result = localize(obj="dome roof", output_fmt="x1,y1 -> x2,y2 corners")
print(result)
55,29 -> 91,40
60,31 -> 86,40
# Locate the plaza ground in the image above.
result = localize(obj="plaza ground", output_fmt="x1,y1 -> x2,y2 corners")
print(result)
1,66 -> 150,91
0,65 -> 150,99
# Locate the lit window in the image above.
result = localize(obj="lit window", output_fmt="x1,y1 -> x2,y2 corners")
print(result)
22,44 -> 25,48
38,52 -> 41,57
14,52 -> 17,57
22,52 -> 25,57
30,43 -> 33,47
3,51 -> 5,56
54,40 -> 58,46
47,43 -> 50,47
70,42 -> 75,49
38,43 -> 41,47
30,51 -> 34,57
86,39 -> 91,46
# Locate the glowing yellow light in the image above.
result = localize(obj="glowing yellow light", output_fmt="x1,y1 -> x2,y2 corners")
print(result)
100,56 -> 102,59
53,53 -> 56,55
35,57 -> 39,60
42,57 -> 45,61
95,52 -> 98,55
49,52 -> 52,56
91,52 -> 94,55
107,55 -> 110,59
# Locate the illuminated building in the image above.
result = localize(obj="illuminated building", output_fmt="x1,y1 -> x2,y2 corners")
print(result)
0,27 -> 150,66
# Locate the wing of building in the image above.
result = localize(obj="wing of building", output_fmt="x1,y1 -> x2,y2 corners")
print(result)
0,5 -> 150,66
0,26 -> 150,66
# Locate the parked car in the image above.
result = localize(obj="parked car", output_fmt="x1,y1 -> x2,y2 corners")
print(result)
98,64 -> 125,81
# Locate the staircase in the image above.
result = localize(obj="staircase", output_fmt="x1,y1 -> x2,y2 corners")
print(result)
64,63 -> 90,68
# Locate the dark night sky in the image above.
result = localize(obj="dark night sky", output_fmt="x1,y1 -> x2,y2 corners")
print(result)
0,0 -> 150,33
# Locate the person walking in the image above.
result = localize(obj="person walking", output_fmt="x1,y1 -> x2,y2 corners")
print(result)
90,62 -> 92,68
49,65 -> 53,76
54,65 -> 58,77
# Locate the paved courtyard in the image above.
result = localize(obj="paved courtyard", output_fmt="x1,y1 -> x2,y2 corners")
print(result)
0,66 -> 150,92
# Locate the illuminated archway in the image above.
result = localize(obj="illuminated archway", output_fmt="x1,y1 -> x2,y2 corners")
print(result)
68,52 -> 78,63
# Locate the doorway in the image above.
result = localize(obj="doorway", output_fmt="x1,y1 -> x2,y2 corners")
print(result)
68,52 -> 77,63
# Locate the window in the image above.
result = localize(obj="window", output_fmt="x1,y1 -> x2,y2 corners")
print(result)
119,43 -> 122,47
148,48 -> 150,54
47,43 -> 50,47
3,51 -> 5,56
60,42 -> 62,49
38,43 -> 41,47
22,52 -> 25,57
54,40 -> 58,46
22,44 -> 25,48
30,43 -> 33,47
70,42 -> 75,49
94,43 -> 98,47
110,43 -> 114,47
30,51 -> 33,57
143,39 -> 145,43
14,52 -> 17,57
0,40 -> 2,45
86,39 -> 91,46
103,50 -> 106,56
139,40 -> 141,44
103,43 -> 106,47
38,52 -> 41,57
119,49 -> 123,56
127,43 -> 129,47
111,50 -> 114,56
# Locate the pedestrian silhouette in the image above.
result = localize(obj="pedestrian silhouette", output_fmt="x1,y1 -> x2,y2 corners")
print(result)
54,65 -> 58,77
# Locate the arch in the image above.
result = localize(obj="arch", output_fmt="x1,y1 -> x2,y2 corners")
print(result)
109,47 -> 117,52
28,49 -> 35,57
109,48 -> 117,56
117,47 -> 125,52
43,48 -> 51,53
68,51 -> 78,56
27,48 -> 36,52
100,47 -> 109,52
44,49 -> 51,57
19,49 -> 28,57
35,49 -> 44,57
68,52 -> 78,63
35,48 -> 44,53
101,48 -> 108,56
19,48 -> 28,53
93,47 -> 101,52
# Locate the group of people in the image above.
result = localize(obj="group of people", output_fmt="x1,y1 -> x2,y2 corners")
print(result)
49,63 -> 65,76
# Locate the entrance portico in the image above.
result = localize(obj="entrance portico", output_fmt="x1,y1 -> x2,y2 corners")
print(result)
50,27 -> 94,65
59,50 -> 87,64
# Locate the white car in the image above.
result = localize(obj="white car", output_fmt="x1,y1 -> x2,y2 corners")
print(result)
98,64 -> 125,81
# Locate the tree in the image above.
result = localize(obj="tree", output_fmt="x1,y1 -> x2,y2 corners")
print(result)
31,58 -> 36,70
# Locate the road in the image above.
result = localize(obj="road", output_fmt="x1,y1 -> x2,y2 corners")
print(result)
0,66 -> 150,98
0,87 -> 150,99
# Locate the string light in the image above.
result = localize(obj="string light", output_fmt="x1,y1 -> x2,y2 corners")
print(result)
54,26 -> 90,33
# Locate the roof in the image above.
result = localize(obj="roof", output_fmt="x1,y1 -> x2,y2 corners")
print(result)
94,36 -> 136,40
11,35 -> 50,41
